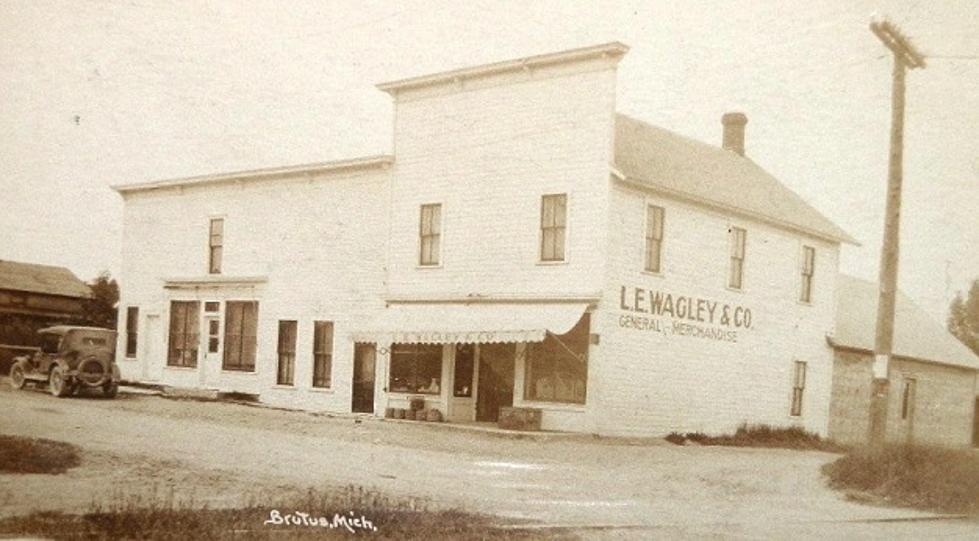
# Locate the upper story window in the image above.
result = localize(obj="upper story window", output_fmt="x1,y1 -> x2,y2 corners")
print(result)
644,205 -> 665,273
419,204 -> 441,266
208,218 -> 224,274
728,226 -> 746,289
800,246 -> 816,303
540,193 -> 567,262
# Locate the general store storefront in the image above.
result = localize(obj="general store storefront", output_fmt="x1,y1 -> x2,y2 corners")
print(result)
350,301 -> 594,426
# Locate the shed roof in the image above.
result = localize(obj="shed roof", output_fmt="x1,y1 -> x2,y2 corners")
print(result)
614,114 -> 858,245
0,260 -> 92,299
830,275 -> 979,370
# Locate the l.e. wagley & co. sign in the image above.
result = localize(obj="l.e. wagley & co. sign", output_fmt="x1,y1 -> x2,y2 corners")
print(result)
617,285 -> 753,343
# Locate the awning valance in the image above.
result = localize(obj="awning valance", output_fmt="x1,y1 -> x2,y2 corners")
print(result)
349,302 -> 590,345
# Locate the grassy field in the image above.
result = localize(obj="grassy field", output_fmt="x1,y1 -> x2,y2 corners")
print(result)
823,444 -> 979,516
0,484 -> 575,540
666,423 -> 847,453
0,434 -> 82,474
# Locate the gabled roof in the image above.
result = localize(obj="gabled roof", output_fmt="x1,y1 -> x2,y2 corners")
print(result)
0,260 -> 91,299
613,114 -> 858,245
830,275 -> 979,370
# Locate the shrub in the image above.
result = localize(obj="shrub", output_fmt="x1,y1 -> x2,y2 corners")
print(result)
0,435 -> 81,474
823,444 -> 979,515
663,423 -> 845,452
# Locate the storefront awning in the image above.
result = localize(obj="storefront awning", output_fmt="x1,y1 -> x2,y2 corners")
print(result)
349,302 -> 590,344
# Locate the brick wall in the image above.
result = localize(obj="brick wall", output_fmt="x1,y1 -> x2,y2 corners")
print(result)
828,350 -> 977,447
591,184 -> 841,437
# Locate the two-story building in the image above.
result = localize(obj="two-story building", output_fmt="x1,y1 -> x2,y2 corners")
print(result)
112,42 -> 864,437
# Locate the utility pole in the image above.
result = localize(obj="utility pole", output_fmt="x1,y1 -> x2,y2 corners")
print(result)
868,18 -> 926,447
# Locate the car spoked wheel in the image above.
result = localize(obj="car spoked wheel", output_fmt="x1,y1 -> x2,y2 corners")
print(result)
49,366 -> 71,398
9,361 -> 27,389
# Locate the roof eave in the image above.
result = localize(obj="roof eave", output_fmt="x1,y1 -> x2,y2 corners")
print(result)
615,174 -> 857,246
111,155 -> 394,194
376,41 -> 629,94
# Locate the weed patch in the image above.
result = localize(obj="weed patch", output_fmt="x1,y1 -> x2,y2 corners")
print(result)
822,444 -> 979,515
0,485 -> 576,540
664,423 -> 845,452
0,434 -> 81,474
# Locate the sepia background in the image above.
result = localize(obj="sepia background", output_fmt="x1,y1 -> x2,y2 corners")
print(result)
1,0 -> 977,322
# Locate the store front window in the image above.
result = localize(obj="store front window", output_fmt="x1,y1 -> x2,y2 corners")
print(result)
524,314 -> 589,404
389,344 -> 442,395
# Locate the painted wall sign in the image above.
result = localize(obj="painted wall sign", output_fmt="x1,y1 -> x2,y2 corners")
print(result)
617,285 -> 753,343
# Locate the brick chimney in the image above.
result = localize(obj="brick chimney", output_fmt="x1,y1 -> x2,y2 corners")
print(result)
721,112 -> 748,156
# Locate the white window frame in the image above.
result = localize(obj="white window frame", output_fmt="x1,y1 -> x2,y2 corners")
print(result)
538,193 -> 569,264
799,244 -> 816,304
643,203 -> 665,274
417,203 -> 443,268
727,226 -> 747,291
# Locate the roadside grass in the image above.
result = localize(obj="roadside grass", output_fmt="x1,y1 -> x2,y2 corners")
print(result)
822,443 -> 979,516
0,434 -> 82,474
0,485 -> 576,540
665,423 -> 846,452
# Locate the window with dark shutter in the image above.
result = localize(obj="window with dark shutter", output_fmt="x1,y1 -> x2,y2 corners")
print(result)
125,306 -> 139,358
167,301 -> 199,367
222,301 -> 257,371
277,320 -> 297,386
312,321 -> 333,388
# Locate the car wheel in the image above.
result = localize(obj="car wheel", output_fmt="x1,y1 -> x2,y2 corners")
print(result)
102,381 -> 118,399
49,366 -> 71,398
10,362 -> 27,389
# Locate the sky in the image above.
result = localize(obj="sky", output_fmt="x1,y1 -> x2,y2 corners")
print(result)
1,0 -> 977,323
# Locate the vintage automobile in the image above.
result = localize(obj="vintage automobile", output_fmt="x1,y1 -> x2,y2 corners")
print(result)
9,326 -> 120,398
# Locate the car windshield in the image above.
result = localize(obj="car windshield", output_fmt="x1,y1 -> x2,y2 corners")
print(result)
40,334 -> 61,354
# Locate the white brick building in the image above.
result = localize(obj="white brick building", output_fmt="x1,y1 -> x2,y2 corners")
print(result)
114,42 -> 973,440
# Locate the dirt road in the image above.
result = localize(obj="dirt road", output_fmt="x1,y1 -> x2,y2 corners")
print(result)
1,384 -> 975,539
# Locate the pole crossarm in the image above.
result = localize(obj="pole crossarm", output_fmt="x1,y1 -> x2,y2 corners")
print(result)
870,19 -> 927,69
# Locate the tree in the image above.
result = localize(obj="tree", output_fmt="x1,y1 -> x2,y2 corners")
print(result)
81,271 -> 119,329
948,279 -> 979,357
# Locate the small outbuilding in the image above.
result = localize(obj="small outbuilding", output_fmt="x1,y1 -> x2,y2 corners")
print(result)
0,259 -> 92,374
828,275 -> 979,447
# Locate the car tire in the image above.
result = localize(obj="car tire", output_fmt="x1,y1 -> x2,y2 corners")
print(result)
49,366 -> 71,398
10,361 -> 28,390
102,381 -> 118,399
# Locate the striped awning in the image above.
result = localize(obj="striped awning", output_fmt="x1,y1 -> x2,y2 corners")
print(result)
349,303 -> 589,345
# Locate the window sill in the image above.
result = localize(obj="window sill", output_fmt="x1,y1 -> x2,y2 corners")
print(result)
271,384 -> 297,391
124,356 -> 138,362
536,259 -> 568,267
387,391 -> 441,398
308,387 -> 335,394
221,369 -> 257,375
164,365 -> 198,371
725,286 -> 746,294
641,270 -> 664,279
416,264 -> 443,270
797,299 -> 813,307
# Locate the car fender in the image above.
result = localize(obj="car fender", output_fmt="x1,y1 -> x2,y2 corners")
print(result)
50,358 -> 72,375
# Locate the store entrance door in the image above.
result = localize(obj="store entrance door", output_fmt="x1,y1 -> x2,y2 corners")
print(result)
476,343 -> 515,422
352,343 -> 376,413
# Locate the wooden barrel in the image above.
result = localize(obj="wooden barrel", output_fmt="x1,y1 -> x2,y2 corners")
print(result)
393,408 -> 405,419
427,409 -> 443,422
